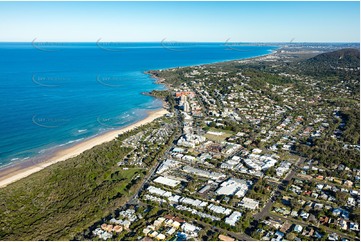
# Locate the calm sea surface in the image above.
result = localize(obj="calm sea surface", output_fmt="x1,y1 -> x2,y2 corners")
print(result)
0,42 -> 276,167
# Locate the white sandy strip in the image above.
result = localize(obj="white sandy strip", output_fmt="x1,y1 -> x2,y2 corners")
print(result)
0,109 -> 168,188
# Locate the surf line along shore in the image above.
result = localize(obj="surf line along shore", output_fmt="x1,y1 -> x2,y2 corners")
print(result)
0,108 -> 168,188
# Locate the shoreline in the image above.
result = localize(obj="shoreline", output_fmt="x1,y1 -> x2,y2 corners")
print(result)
0,47 -> 277,188
0,108 -> 168,188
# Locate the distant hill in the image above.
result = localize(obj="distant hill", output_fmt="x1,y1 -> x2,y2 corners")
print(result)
293,48 -> 360,82
288,48 -> 360,98
304,48 -> 360,68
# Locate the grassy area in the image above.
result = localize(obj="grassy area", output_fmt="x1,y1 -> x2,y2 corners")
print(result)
329,97 -> 359,104
0,114 -> 177,241
278,152 -> 300,163
204,128 -> 234,142
0,134 -> 145,240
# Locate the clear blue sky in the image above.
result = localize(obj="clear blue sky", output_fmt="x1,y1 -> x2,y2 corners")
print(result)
0,1 -> 359,42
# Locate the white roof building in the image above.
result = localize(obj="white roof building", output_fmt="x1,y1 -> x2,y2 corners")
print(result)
183,165 -> 226,180
147,186 -> 172,197
167,228 -> 176,235
215,178 -> 249,197
240,197 -> 259,210
228,156 -> 241,165
156,159 -> 179,174
198,185 -> 211,194
181,223 -> 199,233
294,224 -> 303,233
182,155 -> 196,162
252,148 -> 263,154
216,186 -> 238,196
208,204 -> 232,215
169,194 -> 181,203
156,234 -> 166,240
179,197 -> 208,208
153,176 -> 181,187
225,211 -> 242,226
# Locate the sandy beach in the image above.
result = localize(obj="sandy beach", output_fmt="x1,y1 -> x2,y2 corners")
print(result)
0,108 -> 168,188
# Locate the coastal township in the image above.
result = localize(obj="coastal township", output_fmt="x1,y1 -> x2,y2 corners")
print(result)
0,43 -> 359,241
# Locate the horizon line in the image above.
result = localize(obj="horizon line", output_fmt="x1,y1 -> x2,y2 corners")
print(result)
0,41 -> 360,44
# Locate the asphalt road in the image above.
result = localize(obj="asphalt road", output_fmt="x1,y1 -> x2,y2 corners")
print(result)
253,156 -> 305,221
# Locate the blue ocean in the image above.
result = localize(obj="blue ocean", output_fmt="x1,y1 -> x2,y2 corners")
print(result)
0,42 -> 276,167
